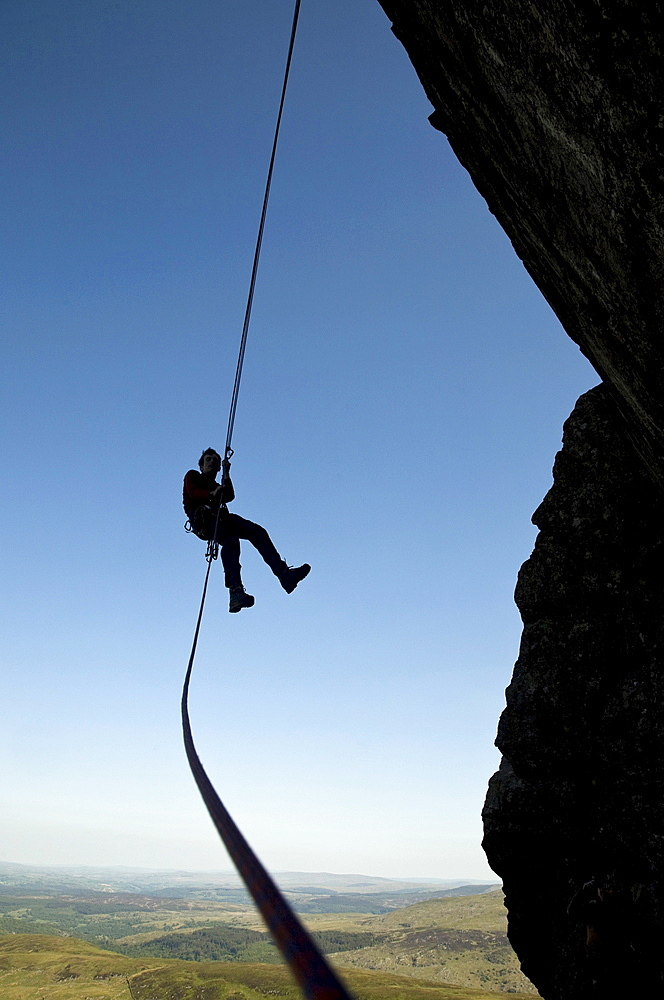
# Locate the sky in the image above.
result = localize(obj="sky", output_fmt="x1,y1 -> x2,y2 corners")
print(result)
1,0 -> 596,882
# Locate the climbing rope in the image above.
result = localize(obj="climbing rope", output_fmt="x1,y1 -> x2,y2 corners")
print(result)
182,6 -> 353,999
204,0 -> 303,558
182,604 -> 353,1000
224,0 -> 302,465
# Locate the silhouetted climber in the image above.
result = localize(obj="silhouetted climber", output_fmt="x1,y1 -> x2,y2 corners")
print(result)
183,448 -> 310,613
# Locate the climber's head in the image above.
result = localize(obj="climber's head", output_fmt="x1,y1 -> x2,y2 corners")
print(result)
199,448 -> 222,474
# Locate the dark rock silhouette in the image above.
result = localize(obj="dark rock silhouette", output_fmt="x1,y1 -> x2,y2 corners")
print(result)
377,0 -> 664,484
376,2 -> 664,996
485,384 -> 664,997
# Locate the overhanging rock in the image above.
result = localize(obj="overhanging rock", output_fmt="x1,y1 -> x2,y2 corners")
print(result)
377,0 -> 664,485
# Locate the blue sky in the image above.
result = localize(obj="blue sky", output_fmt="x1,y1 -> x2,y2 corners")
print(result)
1,0 -> 595,880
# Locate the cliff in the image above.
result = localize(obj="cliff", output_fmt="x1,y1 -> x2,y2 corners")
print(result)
375,2 -> 664,996
484,383 -> 664,996
377,0 -> 664,485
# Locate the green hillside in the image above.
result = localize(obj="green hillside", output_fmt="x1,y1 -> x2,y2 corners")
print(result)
0,890 -> 539,996
0,935 -> 537,1000
0,935 -> 154,1000
102,890 -> 537,992
371,892 -> 511,932
316,892 -> 539,995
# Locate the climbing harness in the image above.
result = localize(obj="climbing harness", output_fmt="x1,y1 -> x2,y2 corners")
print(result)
181,6 -> 353,999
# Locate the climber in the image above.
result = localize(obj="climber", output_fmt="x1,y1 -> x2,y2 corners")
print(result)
183,448 -> 310,613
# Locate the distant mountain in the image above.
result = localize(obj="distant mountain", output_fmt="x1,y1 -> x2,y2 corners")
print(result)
0,861 -> 497,911
292,885 -> 499,914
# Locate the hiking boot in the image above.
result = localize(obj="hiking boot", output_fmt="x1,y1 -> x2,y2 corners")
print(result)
229,586 -> 255,613
280,563 -> 311,594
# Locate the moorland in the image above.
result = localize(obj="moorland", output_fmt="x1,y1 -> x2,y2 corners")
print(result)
0,864 -> 539,997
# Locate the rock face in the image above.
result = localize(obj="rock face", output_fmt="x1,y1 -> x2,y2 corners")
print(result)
377,0 -> 664,486
484,383 -> 664,997
374,2 -> 664,996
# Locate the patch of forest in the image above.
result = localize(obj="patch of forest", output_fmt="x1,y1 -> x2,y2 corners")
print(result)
116,925 -> 387,963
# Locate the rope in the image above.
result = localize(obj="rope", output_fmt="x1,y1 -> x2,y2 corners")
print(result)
181,643 -> 354,1000
181,5 -> 353,998
224,0 -> 302,464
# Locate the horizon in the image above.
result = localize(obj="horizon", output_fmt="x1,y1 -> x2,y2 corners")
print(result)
0,858 -> 496,884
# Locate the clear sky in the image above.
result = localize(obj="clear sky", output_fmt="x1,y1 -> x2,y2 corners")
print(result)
1,0 -> 595,881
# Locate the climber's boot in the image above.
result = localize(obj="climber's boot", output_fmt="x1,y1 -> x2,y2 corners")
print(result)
279,564 -> 311,594
229,586 -> 255,613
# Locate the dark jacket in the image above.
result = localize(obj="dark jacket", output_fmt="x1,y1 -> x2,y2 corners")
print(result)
183,470 -> 235,531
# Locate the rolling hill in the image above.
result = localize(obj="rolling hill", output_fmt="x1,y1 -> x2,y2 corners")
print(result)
0,934 -> 538,1000
0,881 -> 539,995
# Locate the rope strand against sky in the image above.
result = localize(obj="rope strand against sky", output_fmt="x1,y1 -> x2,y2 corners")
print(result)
224,0 -> 302,460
